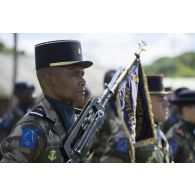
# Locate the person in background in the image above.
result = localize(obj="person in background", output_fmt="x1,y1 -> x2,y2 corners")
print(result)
163,87 -> 189,134
167,89 -> 195,162
0,82 -> 35,143
89,70 -> 134,163
135,75 -> 172,163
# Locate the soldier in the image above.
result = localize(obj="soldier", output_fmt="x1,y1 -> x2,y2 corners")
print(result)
163,87 -> 189,134
0,82 -> 35,143
89,70 -> 134,163
167,89 -> 195,162
135,75 -> 172,163
0,40 -> 93,162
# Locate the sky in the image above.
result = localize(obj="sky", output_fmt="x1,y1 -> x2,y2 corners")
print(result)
1,33 -> 195,69
1,33 -> 195,96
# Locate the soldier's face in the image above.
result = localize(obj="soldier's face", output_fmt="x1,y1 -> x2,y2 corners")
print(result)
150,95 -> 169,123
182,105 -> 195,124
52,66 -> 86,103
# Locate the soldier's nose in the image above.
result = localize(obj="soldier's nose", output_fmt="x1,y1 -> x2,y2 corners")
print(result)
80,77 -> 86,87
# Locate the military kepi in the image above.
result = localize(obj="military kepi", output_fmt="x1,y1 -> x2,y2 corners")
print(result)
146,75 -> 171,95
35,40 -> 93,70
171,90 -> 195,105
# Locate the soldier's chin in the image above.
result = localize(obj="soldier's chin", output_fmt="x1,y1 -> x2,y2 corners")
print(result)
162,115 -> 168,123
75,94 -> 84,100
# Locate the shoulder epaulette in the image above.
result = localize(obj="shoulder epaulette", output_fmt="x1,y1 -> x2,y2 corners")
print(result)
29,106 -> 54,126
29,106 -> 46,118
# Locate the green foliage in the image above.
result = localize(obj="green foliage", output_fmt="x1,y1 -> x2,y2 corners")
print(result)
0,41 -> 26,55
0,41 -> 6,52
144,51 -> 195,77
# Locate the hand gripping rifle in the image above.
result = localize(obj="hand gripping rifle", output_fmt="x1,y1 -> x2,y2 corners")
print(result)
64,42 -> 146,163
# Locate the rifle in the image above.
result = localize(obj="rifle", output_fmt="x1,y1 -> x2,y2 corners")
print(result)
64,42 -> 146,162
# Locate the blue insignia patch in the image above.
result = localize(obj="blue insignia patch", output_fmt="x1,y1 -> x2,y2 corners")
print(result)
1,118 -> 11,128
169,139 -> 179,156
20,127 -> 38,149
115,137 -> 129,153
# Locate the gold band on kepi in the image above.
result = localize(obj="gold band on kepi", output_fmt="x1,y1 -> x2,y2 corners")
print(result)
35,40 -> 93,70
50,61 -> 80,67
149,91 -> 172,95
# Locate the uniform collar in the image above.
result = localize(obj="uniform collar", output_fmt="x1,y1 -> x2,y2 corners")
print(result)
44,95 -> 75,131
39,96 -> 66,140
41,96 -> 58,123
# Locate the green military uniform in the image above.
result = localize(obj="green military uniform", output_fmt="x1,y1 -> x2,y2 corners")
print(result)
0,96 -> 71,163
135,125 -> 172,163
168,120 -> 195,163
89,100 -> 134,163
88,68 -> 134,163
99,127 -> 134,163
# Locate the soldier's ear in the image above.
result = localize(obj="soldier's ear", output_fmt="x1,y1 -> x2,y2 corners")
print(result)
46,74 -> 57,89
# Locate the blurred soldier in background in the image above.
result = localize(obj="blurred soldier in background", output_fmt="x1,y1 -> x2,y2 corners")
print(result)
163,87 -> 189,134
0,40 -> 93,162
135,75 -> 172,163
0,82 -> 35,142
167,90 -> 195,162
89,70 -> 134,163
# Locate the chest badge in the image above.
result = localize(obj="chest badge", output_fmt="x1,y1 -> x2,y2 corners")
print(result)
48,149 -> 57,162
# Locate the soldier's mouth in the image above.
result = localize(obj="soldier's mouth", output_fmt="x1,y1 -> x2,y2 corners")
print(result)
78,87 -> 85,93
77,90 -> 85,95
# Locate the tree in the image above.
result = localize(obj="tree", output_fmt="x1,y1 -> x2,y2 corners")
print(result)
0,41 -> 6,52
144,51 -> 195,77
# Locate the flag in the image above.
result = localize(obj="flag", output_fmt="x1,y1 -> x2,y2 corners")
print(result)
117,59 -> 139,144
117,57 -> 156,148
